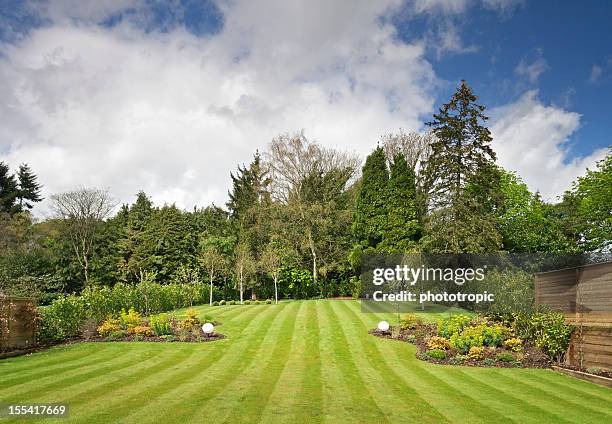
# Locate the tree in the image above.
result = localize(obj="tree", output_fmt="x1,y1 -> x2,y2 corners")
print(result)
0,162 -> 18,214
422,80 -> 501,253
353,146 -> 389,249
267,132 -> 358,285
50,188 -> 115,285
378,153 -> 421,252
200,236 -> 231,306
234,241 -> 255,304
260,240 -> 285,304
16,164 -> 42,210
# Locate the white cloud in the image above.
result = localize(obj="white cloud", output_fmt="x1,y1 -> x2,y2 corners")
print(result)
515,52 -> 548,83
0,0 -> 436,216
490,91 -> 607,201
411,0 -> 522,15
590,64 -> 603,82
432,22 -> 479,58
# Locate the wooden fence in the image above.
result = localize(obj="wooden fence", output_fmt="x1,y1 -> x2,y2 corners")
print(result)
535,262 -> 612,371
0,296 -> 37,352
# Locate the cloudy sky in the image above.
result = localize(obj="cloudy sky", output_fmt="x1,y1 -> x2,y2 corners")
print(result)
0,0 -> 610,216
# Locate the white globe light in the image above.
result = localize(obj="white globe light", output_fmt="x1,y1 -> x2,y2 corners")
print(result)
377,321 -> 390,332
202,323 -> 214,334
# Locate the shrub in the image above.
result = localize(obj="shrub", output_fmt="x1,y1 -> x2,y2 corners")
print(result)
254,300 -> 260,305
202,314 -> 214,323
119,308 -> 142,333
468,346 -> 486,360
180,308 -> 201,330
427,336 -> 452,351
400,313 -> 423,330
228,300 -> 236,305
450,326 -> 484,353
107,330 -> 128,340
437,315 -> 471,338
244,300 -> 251,305
37,295 -> 86,343
150,314 -> 173,336
219,300 -> 226,306
266,299 -> 272,304
132,325 -> 153,337
496,352 -> 515,362
503,337 -> 523,352
425,349 -> 447,360
406,334 -> 417,344
481,324 -> 510,347
212,301 -> 219,306
97,318 -> 122,337
449,354 -> 468,365
482,358 -> 495,366
532,313 -> 574,363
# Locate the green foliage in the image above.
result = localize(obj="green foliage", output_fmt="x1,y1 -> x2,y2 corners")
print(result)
437,314 -> 471,338
266,299 -> 272,304
450,327 -> 484,353
400,313 -> 423,330
149,314 -> 173,336
228,300 -> 236,305
532,313 -> 574,363
212,301 -> 219,306
219,300 -> 226,306
353,147 -> 389,249
243,300 -> 251,305
480,324 -> 510,347
107,330 -> 128,340
496,352 -> 515,362
482,358 -> 495,366
37,295 -> 86,344
180,308 -> 201,330
425,349 -> 447,360
0,162 -> 19,214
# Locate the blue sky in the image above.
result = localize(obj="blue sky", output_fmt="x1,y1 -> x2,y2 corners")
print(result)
0,0 -> 609,212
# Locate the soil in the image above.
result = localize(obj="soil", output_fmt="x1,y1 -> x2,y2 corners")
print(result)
370,324 -> 551,369
555,364 -> 612,379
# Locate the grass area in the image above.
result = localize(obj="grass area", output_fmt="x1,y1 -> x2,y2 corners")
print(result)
0,300 -> 610,423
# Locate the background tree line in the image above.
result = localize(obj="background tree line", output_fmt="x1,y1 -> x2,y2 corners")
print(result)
1,81 -> 610,304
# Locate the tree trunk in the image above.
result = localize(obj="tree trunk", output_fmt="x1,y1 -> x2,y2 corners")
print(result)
239,268 -> 244,304
209,269 -> 214,306
274,275 -> 278,305
83,253 -> 89,285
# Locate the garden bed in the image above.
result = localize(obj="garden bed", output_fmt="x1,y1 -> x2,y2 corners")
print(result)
370,315 -> 552,369
552,366 -> 612,388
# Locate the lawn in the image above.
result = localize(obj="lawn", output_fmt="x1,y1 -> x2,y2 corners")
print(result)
0,300 -> 610,423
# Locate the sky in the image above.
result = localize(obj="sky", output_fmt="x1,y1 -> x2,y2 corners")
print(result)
0,0 -> 610,216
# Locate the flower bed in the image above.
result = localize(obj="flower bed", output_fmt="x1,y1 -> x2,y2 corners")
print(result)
369,312 -> 565,369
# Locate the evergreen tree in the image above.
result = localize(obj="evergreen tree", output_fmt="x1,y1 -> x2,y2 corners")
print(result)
0,162 -> 18,214
422,81 -> 502,253
379,153 -> 421,252
353,146 -> 389,249
16,163 -> 42,210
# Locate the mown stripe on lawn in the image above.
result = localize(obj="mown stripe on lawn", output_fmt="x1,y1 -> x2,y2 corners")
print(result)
478,368 -> 612,421
320,300 -> 391,423
0,344 -> 163,402
187,301 -> 301,423
340,300 -> 506,423
0,344 -> 119,391
523,369 -> 612,403
121,302 -> 285,424
258,300 -> 324,423
332,301 -> 447,422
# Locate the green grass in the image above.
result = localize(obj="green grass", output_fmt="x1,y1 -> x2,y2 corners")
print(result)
0,300 -> 610,423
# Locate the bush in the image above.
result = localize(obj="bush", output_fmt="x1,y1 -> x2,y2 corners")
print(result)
132,325 -> 153,337
97,318 -> 122,337
427,336 -> 452,351
180,308 -> 201,330
482,358 -> 495,366
450,326 -> 484,353
254,300 -> 260,305
149,314 -> 173,336
481,324 -> 510,347
266,299 -> 272,304
406,334 -> 417,344
503,337 -> 523,352
437,315 -> 471,339
228,300 -> 236,305
212,301 -> 219,306
37,295 -> 86,344
468,346 -> 486,360
448,354 -> 468,365
425,349 -> 447,360
219,300 -> 226,306
533,313 -> 573,363
107,330 -> 128,340
496,352 -> 515,362
120,308 -> 143,333
401,313 -> 423,330
244,300 -> 251,305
